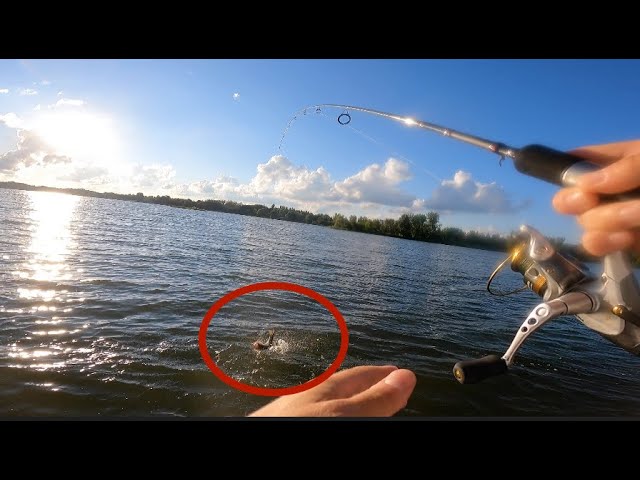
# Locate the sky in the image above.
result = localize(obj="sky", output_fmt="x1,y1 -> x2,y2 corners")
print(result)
1,59 -> 639,243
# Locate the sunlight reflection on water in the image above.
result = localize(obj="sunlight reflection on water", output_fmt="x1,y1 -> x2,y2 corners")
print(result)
20,191 -> 78,282
7,191 -> 80,371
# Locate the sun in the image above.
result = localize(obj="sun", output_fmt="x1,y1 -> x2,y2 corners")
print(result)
31,110 -> 120,164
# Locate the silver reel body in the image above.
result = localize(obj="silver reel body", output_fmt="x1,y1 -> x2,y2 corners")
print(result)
453,225 -> 640,384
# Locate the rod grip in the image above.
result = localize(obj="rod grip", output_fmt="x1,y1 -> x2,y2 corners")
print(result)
453,355 -> 508,384
513,144 -> 640,202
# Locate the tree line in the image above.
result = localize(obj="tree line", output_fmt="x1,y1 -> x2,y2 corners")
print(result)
0,180 -> 624,265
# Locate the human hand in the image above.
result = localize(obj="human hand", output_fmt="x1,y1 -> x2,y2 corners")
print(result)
552,140 -> 640,256
248,365 -> 417,417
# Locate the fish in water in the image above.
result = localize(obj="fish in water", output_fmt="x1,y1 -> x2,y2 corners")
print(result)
252,329 -> 275,351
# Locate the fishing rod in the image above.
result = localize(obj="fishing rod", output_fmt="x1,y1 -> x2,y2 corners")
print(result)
286,103 -> 640,384
294,104 -> 639,203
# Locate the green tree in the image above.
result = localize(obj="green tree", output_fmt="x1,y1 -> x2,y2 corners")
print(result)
411,213 -> 427,240
426,211 -> 441,238
383,218 -> 398,236
349,215 -> 358,231
441,227 -> 465,244
398,214 -> 412,238
333,213 -> 348,230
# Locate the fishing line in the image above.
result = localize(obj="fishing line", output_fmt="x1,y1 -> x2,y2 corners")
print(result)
326,110 -> 443,185
278,106 -> 442,185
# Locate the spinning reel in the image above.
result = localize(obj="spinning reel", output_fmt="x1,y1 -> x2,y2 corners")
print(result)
453,225 -> 640,384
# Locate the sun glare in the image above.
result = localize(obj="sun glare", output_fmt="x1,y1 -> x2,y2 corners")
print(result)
31,111 -> 119,163
22,190 -> 78,283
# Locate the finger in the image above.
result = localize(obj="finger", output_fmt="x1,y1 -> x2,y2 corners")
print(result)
635,232 -> 640,255
307,365 -> 398,401
581,231 -> 636,256
569,140 -> 640,166
576,152 -> 640,194
552,187 -> 600,215
577,200 -> 640,231
335,369 -> 417,417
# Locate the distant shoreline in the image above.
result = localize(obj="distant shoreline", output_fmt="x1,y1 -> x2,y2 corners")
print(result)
0,181 -> 609,264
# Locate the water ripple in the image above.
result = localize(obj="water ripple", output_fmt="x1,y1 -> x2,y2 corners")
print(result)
2,188 -> 640,417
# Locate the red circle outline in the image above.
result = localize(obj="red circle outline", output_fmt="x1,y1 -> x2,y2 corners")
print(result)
198,281 -> 349,397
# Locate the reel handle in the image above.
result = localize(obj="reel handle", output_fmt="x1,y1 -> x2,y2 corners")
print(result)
452,355 -> 508,384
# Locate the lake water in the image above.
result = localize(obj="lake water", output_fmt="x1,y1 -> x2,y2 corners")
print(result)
2,188 -> 640,417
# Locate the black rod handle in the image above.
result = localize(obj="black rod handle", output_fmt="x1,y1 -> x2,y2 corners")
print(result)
453,355 -> 508,384
513,144 -> 640,202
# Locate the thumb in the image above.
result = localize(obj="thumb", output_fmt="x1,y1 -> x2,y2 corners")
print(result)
338,369 -> 417,417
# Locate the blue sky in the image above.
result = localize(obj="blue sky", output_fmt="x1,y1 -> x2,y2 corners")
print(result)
1,59 -> 639,242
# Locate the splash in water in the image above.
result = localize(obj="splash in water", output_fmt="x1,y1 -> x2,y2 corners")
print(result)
253,338 -> 289,355
271,338 -> 289,354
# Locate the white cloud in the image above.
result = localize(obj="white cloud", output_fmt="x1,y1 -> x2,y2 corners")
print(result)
19,88 -> 38,96
0,112 -> 24,129
420,170 -> 528,213
333,158 -> 414,206
0,88 -> 8,94
57,164 -> 109,182
40,80 -> 51,86
232,92 -> 240,100
130,164 -> 176,188
170,157 -> 522,217
51,98 -> 85,108
240,155 -> 334,201
57,91 -> 63,96
0,129 -> 71,172
0,126 -> 523,219
175,175 -> 240,198
33,104 -> 41,111
173,156 -> 418,214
